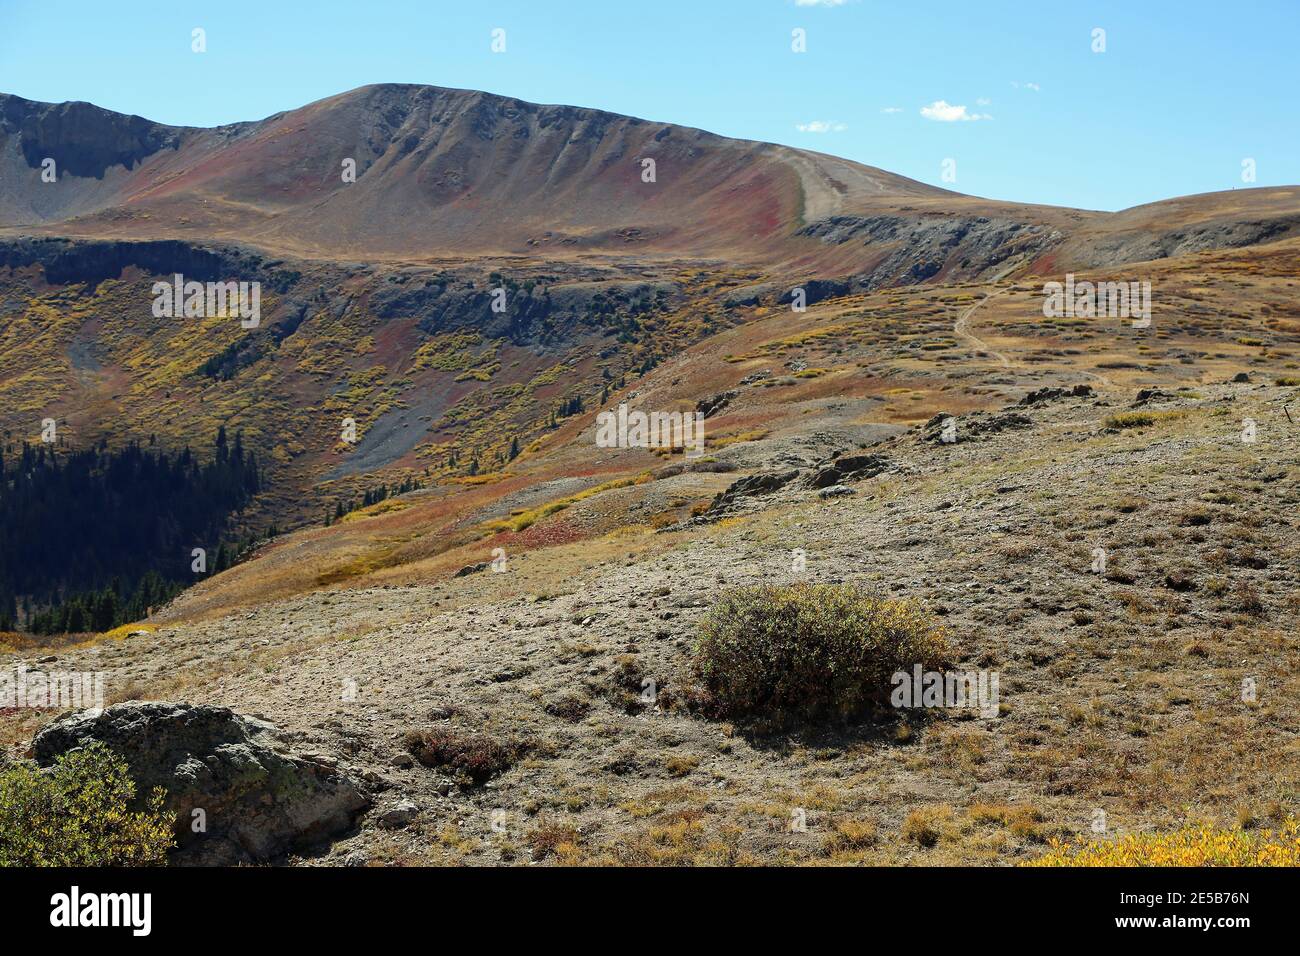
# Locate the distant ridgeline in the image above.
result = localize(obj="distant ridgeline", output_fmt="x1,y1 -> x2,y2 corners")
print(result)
0,428 -> 266,634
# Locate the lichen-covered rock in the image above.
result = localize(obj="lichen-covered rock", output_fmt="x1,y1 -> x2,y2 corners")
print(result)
32,701 -> 370,865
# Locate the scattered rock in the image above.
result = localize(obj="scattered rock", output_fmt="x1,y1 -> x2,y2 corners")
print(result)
1133,388 -> 1177,406
375,800 -> 419,829
818,484 -> 856,499
922,412 -> 1030,443
454,561 -> 490,577
971,412 -> 1033,436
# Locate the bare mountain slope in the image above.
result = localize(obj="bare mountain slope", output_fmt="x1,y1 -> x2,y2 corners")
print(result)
1,85 -> 958,266
4,84 -> 1297,274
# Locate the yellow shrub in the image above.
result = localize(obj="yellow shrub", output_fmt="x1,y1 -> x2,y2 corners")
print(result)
0,743 -> 174,866
1026,819 -> 1300,867
100,621 -> 156,641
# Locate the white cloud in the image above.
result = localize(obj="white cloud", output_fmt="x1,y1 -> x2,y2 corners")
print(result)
795,0 -> 849,6
976,97 -> 991,107
881,106 -> 903,114
796,120 -> 848,133
919,100 -> 992,122
1011,81 -> 1040,91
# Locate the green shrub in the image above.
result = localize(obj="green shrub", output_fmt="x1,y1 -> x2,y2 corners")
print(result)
690,583 -> 951,726
0,742 -> 174,866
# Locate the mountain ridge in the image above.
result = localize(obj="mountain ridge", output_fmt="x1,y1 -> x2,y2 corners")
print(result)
5,83 -> 1296,276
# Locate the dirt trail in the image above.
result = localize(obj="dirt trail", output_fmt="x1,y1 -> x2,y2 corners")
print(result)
953,287 -> 1114,387
952,289 -> 1012,367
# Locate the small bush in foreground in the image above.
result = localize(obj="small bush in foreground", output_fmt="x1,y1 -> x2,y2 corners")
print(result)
823,819 -> 878,855
690,583 -> 950,726
902,806 -> 953,848
403,728 -> 515,786
543,693 -> 591,722
1026,819 -> 1300,866
526,821 -> 582,860
0,743 -> 173,866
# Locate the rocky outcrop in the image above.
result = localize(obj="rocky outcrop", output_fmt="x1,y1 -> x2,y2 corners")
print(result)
777,278 -> 852,306
1019,384 -> 1093,406
1133,387 -> 1178,406
922,412 -> 1033,443
706,468 -> 800,513
1064,215 -> 1300,270
0,236 -> 302,291
0,92 -> 183,179
805,453 -> 891,489
798,214 -> 1059,287
32,701 -> 371,865
696,390 -> 737,418
369,273 -> 679,345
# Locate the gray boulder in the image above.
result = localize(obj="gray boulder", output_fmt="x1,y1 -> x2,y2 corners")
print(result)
375,800 -> 419,829
818,484 -> 856,499
32,701 -> 371,865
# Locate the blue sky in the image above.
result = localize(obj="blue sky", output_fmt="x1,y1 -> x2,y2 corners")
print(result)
1,0 -> 1295,211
